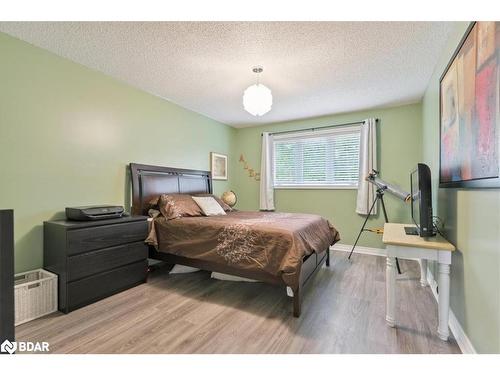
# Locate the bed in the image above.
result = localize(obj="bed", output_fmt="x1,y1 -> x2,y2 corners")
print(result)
130,163 -> 340,317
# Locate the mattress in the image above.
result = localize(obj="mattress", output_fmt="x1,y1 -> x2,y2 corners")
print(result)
147,210 -> 340,285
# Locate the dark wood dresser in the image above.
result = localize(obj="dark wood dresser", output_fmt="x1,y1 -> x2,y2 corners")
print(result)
44,215 -> 149,313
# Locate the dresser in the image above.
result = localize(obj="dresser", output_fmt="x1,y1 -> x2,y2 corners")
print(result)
44,215 -> 149,313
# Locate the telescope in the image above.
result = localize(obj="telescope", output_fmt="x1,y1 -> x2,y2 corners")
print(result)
366,170 -> 411,202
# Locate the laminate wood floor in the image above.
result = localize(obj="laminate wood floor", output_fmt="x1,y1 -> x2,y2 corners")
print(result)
16,251 -> 461,354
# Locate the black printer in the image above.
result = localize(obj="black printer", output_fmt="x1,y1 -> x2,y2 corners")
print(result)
65,205 -> 125,221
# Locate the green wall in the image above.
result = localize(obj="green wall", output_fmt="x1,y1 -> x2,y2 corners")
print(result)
0,32 -> 235,273
421,23 -> 500,353
231,102 -> 422,248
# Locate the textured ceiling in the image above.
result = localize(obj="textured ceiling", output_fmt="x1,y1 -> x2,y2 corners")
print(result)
0,22 -> 453,127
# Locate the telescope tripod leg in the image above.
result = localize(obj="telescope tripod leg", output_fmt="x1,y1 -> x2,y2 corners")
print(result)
395,258 -> 402,274
349,191 -> 402,274
379,194 -> 402,275
348,195 -> 378,260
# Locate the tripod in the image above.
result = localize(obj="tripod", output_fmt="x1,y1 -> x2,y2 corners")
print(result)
348,187 -> 402,274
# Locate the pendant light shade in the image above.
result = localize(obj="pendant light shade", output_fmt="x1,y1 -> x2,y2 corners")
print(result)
243,83 -> 273,116
243,67 -> 273,116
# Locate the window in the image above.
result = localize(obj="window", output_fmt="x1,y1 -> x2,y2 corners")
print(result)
272,126 -> 361,189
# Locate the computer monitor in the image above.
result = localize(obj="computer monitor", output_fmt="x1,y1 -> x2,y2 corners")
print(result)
406,163 -> 435,237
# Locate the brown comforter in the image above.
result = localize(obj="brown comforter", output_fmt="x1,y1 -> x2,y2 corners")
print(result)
147,211 -> 340,288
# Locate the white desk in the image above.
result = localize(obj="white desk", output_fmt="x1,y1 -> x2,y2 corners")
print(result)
382,223 -> 455,341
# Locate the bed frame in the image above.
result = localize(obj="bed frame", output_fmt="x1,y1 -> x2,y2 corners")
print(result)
130,163 -> 330,317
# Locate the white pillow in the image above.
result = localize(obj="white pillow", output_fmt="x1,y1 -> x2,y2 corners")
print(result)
191,196 -> 226,216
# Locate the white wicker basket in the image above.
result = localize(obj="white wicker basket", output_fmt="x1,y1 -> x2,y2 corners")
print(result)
14,269 -> 58,326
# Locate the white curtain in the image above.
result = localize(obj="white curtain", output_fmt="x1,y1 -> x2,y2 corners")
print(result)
259,132 -> 275,211
356,118 -> 378,215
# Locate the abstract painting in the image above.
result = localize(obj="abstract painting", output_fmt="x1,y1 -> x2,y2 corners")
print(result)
440,22 -> 500,188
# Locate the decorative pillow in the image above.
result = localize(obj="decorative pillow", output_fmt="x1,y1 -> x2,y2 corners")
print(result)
148,196 -> 160,208
193,193 -> 232,211
158,194 -> 203,220
192,196 -> 227,216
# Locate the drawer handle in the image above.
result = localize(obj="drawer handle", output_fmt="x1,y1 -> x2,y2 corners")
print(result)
28,283 -> 40,289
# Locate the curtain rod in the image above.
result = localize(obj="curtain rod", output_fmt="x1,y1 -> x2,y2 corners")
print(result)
261,118 -> 379,137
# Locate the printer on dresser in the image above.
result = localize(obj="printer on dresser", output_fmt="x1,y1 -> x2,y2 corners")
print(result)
44,215 -> 149,313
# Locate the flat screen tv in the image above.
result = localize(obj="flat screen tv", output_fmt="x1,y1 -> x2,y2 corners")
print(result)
406,164 -> 435,237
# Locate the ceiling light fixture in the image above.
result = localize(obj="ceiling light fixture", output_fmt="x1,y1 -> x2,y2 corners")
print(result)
243,66 -> 273,116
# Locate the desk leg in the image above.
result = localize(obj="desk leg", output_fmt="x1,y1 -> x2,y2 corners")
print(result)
386,256 -> 397,327
419,259 -> 428,287
437,263 -> 450,341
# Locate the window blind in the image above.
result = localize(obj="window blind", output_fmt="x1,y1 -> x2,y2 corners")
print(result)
273,126 -> 361,188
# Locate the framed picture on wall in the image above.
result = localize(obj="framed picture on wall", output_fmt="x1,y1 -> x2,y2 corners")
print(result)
439,21 -> 500,188
211,152 -> 228,180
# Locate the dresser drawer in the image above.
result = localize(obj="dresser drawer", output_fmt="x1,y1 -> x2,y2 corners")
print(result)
67,221 -> 148,255
67,241 -> 148,282
67,260 -> 147,312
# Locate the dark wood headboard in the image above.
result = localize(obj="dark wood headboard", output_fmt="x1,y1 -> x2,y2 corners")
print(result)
130,163 -> 212,215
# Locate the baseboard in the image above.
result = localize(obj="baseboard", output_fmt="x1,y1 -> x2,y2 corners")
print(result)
426,268 -> 477,354
331,243 -> 386,257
